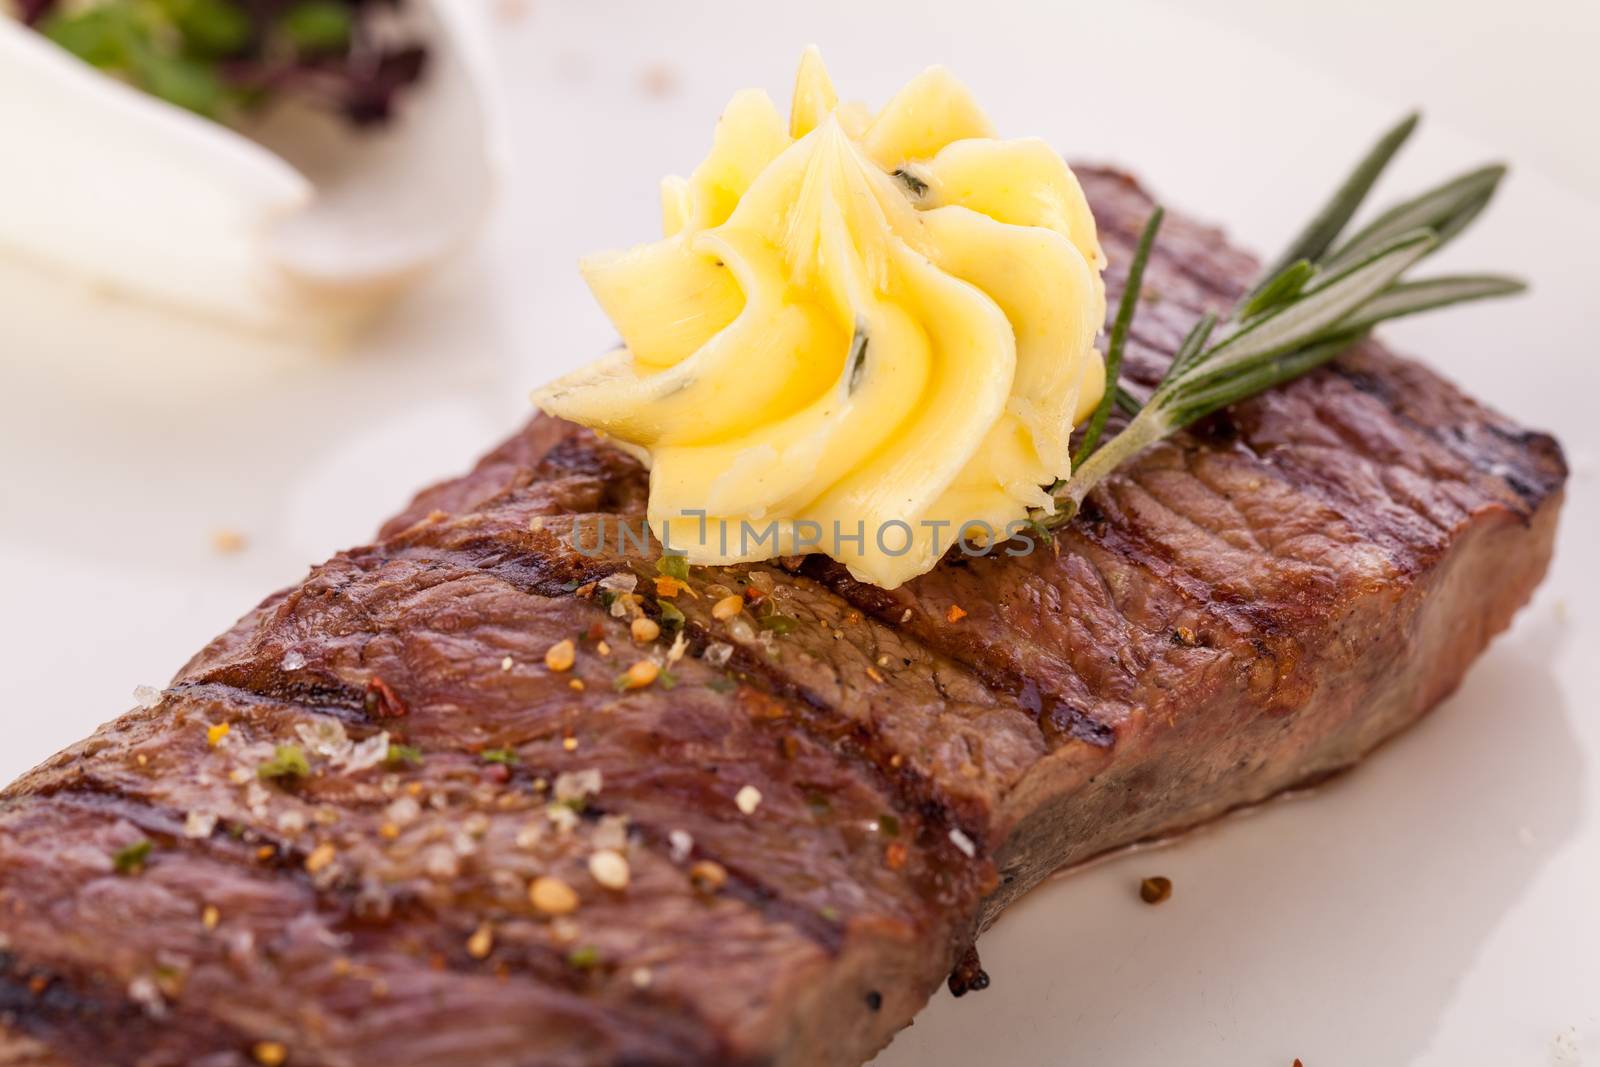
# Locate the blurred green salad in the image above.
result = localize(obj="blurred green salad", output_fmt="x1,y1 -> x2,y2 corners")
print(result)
12,0 -> 426,125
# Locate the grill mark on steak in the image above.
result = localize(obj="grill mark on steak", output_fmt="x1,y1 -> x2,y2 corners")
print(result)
0,166 -> 1566,1067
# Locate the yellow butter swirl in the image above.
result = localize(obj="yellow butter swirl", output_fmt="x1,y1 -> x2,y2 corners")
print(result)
533,49 -> 1106,588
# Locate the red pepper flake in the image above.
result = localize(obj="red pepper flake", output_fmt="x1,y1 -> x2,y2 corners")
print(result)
884,841 -> 909,871
363,676 -> 408,719
946,604 -> 968,623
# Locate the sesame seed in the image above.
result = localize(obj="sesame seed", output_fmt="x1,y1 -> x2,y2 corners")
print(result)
501,656 -> 514,672
631,966 -> 653,989
712,595 -> 744,621
563,736 -> 579,752
734,785 -> 762,815
865,666 -> 884,683
631,617 -> 661,643
530,876 -> 580,916
596,640 -> 612,657
689,860 -> 728,895
948,828 -> 976,858
210,528 -> 247,554
544,639 -> 576,672
304,843 -> 337,874
252,1042 -> 287,1067
588,849 -> 630,890
466,923 -> 494,959
201,904 -> 220,930
620,660 -> 659,689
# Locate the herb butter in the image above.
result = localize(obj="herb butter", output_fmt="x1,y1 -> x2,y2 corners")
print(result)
534,49 -> 1106,588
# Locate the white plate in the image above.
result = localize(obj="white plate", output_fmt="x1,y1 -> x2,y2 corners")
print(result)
0,2 -> 1595,1065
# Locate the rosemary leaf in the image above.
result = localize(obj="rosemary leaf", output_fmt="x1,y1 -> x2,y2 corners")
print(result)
1323,164 -> 1506,272
1335,274 -> 1527,335
1074,207 -> 1163,465
1165,330 -> 1363,425
1113,383 -> 1145,417
1239,260 -> 1315,320
1160,311 -> 1218,385
1167,230 -> 1435,389
1035,114 -> 1525,534
1248,111 -> 1418,293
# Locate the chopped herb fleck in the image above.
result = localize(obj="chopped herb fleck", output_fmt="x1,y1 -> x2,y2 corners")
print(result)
567,945 -> 601,970
878,813 -> 900,837
891,168 -> 929,198
759,614 -> 796,635
258,744 -> 310,781
819,905 -> 841,922
845,328 -> 869,394
706,677 -> 738,694
385,743 -> 424,768
656,554 -> 690,581
658,601 -> 686,629
480,748 -> 518,766
112,839 -> 153,874
658,670 -> 679,690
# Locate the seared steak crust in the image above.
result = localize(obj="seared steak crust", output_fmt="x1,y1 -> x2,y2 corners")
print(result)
0,169 -> 1565,1067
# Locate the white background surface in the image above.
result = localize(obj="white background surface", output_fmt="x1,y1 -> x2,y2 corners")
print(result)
1,1 -> 1596,1064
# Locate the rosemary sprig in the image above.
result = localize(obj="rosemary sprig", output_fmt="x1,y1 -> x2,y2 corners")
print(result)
1039,114 -> 1524,529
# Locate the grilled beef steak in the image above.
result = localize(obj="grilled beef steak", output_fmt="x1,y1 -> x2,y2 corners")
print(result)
0,169 -> 1565,1067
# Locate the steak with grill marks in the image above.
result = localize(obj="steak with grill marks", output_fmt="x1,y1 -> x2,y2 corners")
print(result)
0,167 -> 1566,1067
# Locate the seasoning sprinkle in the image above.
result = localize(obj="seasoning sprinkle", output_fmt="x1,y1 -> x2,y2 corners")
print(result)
884,841 -> 909,871
252,1041 -> 288,1067
588,848 -> 630,890
258,744 -> 310,781
616,660 -> 659,691
712,594 -> 745,621
688,859 -> 728,895
734,785 -> 763,816
1139,876 -> 1173,905
206,722 -> 231,747
210,528 -> 247,554
946,604 -> 968,623
304,843 -> 337,875
530,876 -> 580,916
385,743 -> 424,768
466,923 -> 494,960
112,839 -> 153,875
545,639 -> 576,672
